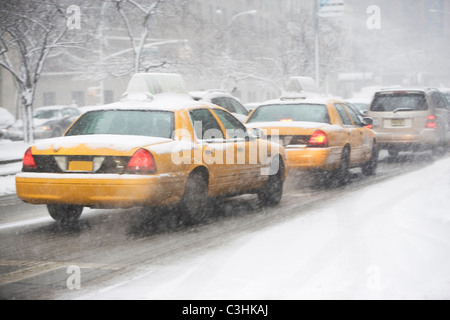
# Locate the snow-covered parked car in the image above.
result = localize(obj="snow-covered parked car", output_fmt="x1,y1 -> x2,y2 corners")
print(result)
16,73 -> 287,224
7,105 -> 81,140
189,90 -> 250,123
0,107 -> 15,139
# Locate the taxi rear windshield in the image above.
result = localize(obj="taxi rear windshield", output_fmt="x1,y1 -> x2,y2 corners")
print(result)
371,93 -> 428,112
65,110 -> 174,138
247,104 -> 330,124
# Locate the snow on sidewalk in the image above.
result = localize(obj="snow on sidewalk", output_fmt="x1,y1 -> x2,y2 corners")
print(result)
73,156 -> 450,300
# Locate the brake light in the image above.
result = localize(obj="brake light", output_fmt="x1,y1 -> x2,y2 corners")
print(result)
22,147 -> 37,170
426,115 -> 437,129
365,124 -> 373,129
126,149 -> 156,173
308,130 -> 328,147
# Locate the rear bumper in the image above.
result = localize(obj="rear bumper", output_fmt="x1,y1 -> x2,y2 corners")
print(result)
375,130 -> 439,150
285,146 -> 341,171
15,172 -> 185,208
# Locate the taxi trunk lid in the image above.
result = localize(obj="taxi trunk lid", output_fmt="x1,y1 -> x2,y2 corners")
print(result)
27,134 -> 172,173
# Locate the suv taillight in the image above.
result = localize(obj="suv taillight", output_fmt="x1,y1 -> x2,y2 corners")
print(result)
426,115 -> 438,129
308,130 -> 328,147
126,149 -> 156,174
22,147 -> 37,170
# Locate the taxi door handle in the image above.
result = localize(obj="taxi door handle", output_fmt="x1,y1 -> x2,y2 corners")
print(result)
205,149 -> 213,155
237,148 -> 244,152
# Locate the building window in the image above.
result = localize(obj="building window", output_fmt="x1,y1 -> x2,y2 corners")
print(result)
71,91 -> 85,107
43,92 -> 56,106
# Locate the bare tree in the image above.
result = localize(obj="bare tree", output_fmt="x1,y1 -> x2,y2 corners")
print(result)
0,0 -> 74,143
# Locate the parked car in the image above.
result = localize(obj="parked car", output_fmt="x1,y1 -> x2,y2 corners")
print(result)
189,90 -> 249,123
7,105 -> 81,141
245,97 -> 378,187
16,73 -> 287,224
0,107 -> 15,139
367,87 -> 450,157
440,88 -> 450,103
345,98 -> 371,116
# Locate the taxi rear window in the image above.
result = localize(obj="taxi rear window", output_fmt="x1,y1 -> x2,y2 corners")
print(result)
371,93 -> 428,112
65,110 -> 174,138
247,104 -> 330,124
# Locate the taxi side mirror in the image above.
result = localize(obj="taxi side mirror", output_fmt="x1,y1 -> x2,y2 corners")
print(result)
361,117 -> 373,127
247,127 -> 264,140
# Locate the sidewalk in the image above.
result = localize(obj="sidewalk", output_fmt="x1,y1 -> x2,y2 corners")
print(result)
0,140 -> 29,176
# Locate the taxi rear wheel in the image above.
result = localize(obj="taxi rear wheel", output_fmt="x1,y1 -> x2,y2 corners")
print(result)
180,172 -> 209,224
333,147 -> 350,186
47,204 -> 83,223
258,156 -> 284,206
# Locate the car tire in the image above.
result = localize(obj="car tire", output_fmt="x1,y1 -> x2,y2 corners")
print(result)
257,156 -> 285,206
47,204 -> 83,223
180,172 -> 209,224
362,143 -> 378,176
333,147 -> 350,187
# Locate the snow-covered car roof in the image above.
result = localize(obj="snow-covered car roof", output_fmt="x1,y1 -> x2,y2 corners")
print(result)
257,97 -> 341,107
35,105 -> 78,111
189,90 -> 239,102
83,93 -> 215,113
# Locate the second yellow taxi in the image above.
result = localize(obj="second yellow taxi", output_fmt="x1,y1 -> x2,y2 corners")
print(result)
245,96 -> 378,187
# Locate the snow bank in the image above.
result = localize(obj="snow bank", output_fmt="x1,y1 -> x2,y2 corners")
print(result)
74,157 -> 450,300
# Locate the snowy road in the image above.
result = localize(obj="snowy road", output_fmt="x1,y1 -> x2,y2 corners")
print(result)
0,151 -> 449,300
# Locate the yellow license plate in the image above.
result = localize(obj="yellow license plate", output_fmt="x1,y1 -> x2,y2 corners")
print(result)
391,119 -> 405,127
68,161 -> 93,172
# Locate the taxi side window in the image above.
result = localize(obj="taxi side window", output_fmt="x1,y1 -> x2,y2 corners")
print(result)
343,104 -> 363,126
190,109 -> 225,142
212,109 -> 247,140
335,104 -> 353,126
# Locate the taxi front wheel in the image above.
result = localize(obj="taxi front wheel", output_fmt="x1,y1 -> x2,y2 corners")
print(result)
47,204 -> 83,223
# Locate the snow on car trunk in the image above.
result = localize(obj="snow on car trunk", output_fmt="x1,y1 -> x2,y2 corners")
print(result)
33,135 -> 172,156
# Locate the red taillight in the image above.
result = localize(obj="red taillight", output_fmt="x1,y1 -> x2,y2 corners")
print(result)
365,124 -> 373,129
22,147 -> 37,170
126,149 -> 156,174
308,130 -> 328,147
426,115 -> 437,129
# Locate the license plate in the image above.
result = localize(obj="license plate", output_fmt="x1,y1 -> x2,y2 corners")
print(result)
391,119 -> 405,127
68,161 -> 93,172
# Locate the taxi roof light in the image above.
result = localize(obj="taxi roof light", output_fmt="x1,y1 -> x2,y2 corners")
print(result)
121,73 -> 187,102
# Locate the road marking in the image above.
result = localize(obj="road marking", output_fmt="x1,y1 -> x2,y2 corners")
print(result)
0,259 -> 122,285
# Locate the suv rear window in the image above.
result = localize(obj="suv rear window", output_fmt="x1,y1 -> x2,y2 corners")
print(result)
371,92 -> 428,112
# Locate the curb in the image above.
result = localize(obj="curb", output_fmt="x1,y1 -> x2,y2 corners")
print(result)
0,159 -> 22,166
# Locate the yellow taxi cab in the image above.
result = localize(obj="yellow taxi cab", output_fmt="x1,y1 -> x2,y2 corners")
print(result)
245,94 -> 378,186
15,73 -> 287,224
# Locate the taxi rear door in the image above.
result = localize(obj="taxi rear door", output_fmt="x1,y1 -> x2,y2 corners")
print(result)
211,108 -> 266,192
